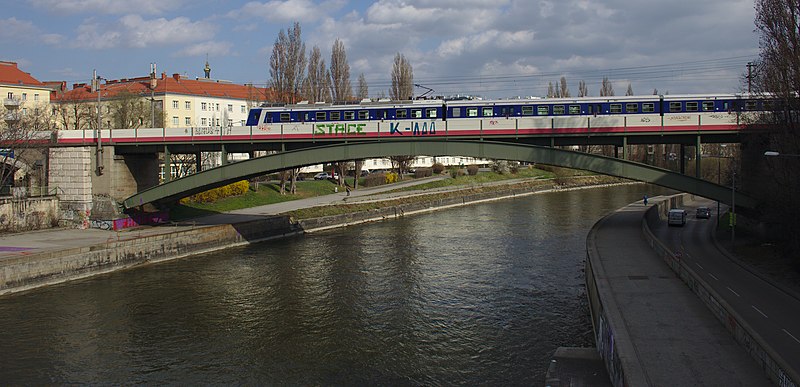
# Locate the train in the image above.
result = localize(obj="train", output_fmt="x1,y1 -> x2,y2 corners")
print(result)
242,93 -> 764,139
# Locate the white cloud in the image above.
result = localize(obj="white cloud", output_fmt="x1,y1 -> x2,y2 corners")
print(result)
0,17 -> 64,45
176,41 -> 233,57
30,0 -> 183,15
72,15 -> 214,49
228,0 -> 346,23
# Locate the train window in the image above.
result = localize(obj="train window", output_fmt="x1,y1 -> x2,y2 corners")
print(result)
396,109 -> 407,119
411,109 -> 422,118
569,105 -> 581,115
553,105 -> 565,115
467,108 -> 478,117
344,111 -> 355,120
522,106 -> 534,116
702,101 -> 714,111
452,108 -> 461,118
610,104 -> 622,114
763,100 -> 774,111
669,102 -> 681,112
626,103 -> 639,113
643,103 -> 655,113
378,110 -> 388,119
280,113 -> 291,122
745,100 -> 757,110
302,113 -> 310,122
331,111 -> 341,120
482,107 -> 494,117
537,106 -> 549,115
358,110 -> 369,119
686,102 -> 698,112
426,108 -> 437,118
316,111 -> 326,121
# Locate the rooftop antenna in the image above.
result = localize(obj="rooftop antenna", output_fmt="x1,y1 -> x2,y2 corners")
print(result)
414,84 -> 434,99
204,54 -> 211,79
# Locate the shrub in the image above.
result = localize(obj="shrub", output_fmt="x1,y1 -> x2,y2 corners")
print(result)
449,167 -> 465,178
508,161 -> 520,174
385,172 -> 399,184
466,165 -> 479,175
363,173 -> 386,187
415,168 -> 433,178
491,160 -> 509,174
180,180 -> 250,204
432,162 -> 445,174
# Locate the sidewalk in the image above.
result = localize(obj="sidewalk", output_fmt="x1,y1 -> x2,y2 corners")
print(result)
587,196 -> 769,386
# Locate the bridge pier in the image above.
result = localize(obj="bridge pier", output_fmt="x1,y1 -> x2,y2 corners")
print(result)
49,146 -> 160,226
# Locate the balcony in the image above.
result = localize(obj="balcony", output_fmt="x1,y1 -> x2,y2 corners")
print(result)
3,98 -> 21,107
4,113 -> 19,122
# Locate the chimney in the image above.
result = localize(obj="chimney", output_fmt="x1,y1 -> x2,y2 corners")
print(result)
173,73 -> 181,82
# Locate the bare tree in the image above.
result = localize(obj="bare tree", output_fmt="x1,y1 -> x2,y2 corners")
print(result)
389,155 -> 415,178
740,0 -> 800,257
653,88 -> 659,95
390,52 -> 414,100
0,103 -> 55,190
107,91 -> 163,129
353,159 -> 364,189
357,73 -> 369,100
599,77 -> 614,97
626,83 -> 634,96
53,89 -> 94,130
546,82 -> 556,98
578,80 -> 589,97
269,22 -> 307,103
559,76 -> 571,98
330,38 -> 352,102
303,45 -> 330,103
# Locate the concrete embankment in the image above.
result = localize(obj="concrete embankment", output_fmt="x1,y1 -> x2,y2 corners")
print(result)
0,176 -> 627,296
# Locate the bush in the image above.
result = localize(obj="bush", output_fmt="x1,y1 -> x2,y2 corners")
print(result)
508,161 -> 520,174
449,167 -> 465,178
466,165 -> 479,175
491,160 -> 509,174
432,162 -> 445,174
363,173 -> 386,187
415,168 -> 433,178
180,180 -> 250,204
385,172 -> 399,184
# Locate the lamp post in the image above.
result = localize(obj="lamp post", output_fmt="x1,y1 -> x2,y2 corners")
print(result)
92,69 -> 104,176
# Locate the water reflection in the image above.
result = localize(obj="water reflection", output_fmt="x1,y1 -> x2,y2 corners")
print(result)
0,184 -> 670,384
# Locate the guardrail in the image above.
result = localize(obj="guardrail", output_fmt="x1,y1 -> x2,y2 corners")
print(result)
642,195 -> 798,387
0,186 -> 60,198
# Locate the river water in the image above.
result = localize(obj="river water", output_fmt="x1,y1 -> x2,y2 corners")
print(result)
0,184 -> 667,385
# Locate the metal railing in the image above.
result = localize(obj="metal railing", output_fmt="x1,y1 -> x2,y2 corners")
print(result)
0,186 -> 60,198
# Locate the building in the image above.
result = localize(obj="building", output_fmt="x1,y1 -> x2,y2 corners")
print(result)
51,63 -> 271,131
0,61 -> 52,127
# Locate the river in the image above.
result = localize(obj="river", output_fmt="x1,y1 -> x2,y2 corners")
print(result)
0,184 -> 669,385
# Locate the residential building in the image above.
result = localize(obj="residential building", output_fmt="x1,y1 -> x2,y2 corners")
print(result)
0,61 -> 52,128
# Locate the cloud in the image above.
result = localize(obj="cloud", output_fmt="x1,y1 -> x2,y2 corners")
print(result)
0,17 -> 64,45
30,0 -> 183,15
72,15 -> 215,49
176,41 -> 233,57
228,0 -> 346,23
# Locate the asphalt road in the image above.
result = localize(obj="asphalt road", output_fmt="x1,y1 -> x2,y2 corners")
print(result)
652,199 -> 800,379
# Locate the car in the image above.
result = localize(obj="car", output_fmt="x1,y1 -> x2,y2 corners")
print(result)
696,207 -> 711,219
313,172 -> 330,180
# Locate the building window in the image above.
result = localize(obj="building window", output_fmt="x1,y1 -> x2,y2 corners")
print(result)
185,101 -> 191,110
172,100 -> 179,109
172,116 -> 179,126
6,92 -> 11,99
201,117 -> 207,126
227,104 -> 233,112
241,105 -> 246,113
240,120 -> 246,126
34,94 -> 40,101
21,93 -> 27,101
185,117 -> 191,125
216,103 -> 220,111
201,102 -> 207,111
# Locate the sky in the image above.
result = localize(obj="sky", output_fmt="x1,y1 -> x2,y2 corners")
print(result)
2,0 -> 761,99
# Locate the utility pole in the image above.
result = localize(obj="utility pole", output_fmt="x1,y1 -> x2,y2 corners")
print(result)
150,63 -> 157,128
746,62 -> 756,93
92,69 -> 104,175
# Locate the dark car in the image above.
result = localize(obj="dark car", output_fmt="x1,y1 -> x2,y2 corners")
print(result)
696,207 -> 711,219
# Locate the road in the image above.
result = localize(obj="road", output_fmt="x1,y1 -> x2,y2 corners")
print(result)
652,199 -> 800,379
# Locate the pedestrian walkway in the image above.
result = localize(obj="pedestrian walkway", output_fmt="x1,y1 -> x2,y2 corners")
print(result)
587,197 -> 769,386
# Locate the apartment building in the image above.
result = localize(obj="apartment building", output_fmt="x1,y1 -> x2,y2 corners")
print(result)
0,61 -> 52,127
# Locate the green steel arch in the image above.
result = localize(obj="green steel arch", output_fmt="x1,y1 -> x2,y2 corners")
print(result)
123,140 -> 757,210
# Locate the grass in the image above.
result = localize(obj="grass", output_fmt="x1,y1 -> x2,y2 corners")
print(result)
168,167 -> 590,221
169,179 -> 351,220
